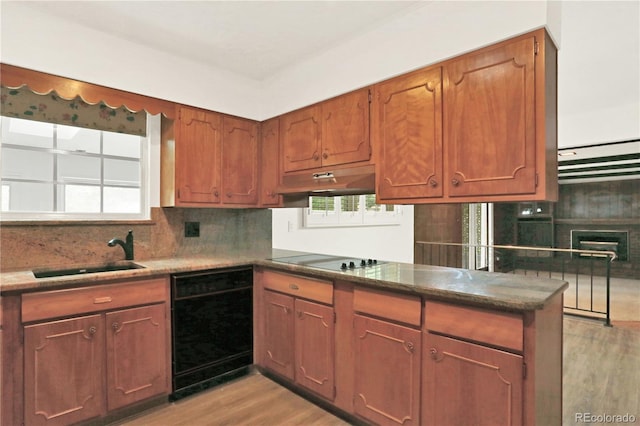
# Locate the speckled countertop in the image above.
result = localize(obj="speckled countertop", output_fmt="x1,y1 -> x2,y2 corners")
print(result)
1,249 -> 568,311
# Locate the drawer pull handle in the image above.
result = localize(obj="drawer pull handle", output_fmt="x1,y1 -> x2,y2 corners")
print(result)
93,296 -> 113,304
289,284 -> 299,290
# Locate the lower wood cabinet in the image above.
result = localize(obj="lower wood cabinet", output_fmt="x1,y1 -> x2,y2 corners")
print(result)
353,315 -> 421,426
21,278 -> 170,426
422,333 -> 523,426
263,289 -> 335,401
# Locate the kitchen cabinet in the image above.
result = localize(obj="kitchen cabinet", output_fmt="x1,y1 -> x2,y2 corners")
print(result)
21,278 -> 170,426
258,270 -> 335,401
161,105 -> 259,207
221,115 -> 259,205
373,28 -> 557,204
352,287 -> 421,426
281,88 -> 371,173
259,117 -> 283,207
373,66 -> 443,202
423,300 -> 525,425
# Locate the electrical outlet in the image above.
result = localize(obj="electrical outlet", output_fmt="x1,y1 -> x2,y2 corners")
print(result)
185,221 -> 200,238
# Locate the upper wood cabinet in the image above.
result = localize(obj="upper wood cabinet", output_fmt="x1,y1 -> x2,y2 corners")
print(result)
373,66 -> 443,202
373,28 -> 557,204
162,105 -> 260,207
445,34 -> 537,199
281,88 -> 371,173
259,118 -> 283,207
221,115 -> 259,205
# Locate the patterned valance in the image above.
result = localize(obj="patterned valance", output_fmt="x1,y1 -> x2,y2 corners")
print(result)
1,85 -> 147,136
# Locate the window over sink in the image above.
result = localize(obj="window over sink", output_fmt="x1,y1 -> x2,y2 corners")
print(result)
0,116 -> 150,221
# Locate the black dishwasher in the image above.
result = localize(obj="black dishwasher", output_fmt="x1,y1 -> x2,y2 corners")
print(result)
171,266 -> 253,400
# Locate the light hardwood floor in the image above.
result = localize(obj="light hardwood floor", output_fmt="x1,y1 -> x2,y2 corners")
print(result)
116,317 -> 639,426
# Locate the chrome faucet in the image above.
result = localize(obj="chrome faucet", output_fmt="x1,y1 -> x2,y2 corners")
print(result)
108,230 -> 134,260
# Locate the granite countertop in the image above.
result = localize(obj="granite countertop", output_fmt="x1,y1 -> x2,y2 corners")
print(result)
0,249 -> 568,311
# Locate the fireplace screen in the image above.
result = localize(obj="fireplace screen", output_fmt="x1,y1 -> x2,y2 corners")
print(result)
570,230 -> 628,261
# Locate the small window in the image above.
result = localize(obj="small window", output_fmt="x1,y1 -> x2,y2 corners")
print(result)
0,116 -> 148,220
304,194 -> 402,227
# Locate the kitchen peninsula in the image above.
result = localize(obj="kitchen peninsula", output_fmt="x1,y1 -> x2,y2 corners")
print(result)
1,250 -> 567,426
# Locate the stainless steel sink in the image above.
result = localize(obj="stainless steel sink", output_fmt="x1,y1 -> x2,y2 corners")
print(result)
33,262 -> 145,279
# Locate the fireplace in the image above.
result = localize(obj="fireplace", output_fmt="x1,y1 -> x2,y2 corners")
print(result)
570,230 -> 629,261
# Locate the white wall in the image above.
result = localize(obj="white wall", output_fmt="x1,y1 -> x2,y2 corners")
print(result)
271,206 -> 415,263
0,2 -> 264,120
557,1 -> 640,147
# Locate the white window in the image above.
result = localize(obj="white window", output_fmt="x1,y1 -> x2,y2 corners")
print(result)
0,116 -> 149,220
304,194 -> 402,227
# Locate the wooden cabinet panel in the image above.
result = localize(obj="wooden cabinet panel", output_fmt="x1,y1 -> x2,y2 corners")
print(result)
423,333 -> 523,426
321,88 -> 370,167
263,290 -> 295,380
373,66 -> 443,201
106,304 -> 168,411
24,315 -> 104,426
221,116 -> 259,205
445,35 -> 536,197
259,118 -> 282,206
281,105 -> 322,173
294,299 -> 335,401
174,106 -> 222,204
353,315 -> 421,426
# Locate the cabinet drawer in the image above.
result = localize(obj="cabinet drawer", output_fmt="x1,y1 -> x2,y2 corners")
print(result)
353,287 -> 421,327
22,277 -> 168,323
424,300 -> 523,352
262,270 -> 333,305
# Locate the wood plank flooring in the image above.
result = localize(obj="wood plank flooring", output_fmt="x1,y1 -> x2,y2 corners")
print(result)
116,316 -> 639,426
114,374 -> 349,426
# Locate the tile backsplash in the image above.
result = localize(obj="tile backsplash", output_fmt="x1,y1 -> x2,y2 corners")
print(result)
0,207 -> 272,272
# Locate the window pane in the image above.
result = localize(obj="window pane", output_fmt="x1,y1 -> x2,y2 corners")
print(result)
64,185 -> 100,212
104,187 -> 140,213
1,117 -> 53,148
57,154 -> 101,184
1,184 -> 9,210
310,196 -> 335,213
2,148 -> 53,181
103,132 -> 141,158
104,159 -> 140,186
3,182 -> 53,211
341,195 -> 359,212
56,125 -> 101,154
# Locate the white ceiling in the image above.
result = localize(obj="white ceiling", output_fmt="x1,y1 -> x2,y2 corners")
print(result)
19,0 -> 424,81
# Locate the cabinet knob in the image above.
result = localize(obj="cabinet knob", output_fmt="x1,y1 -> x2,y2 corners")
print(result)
112,322 -> 120,332
322,152 -> 329,159
226,192 -> 232,198
430,347 -> 438,360
405,341 -> 415,353
429,178 -> 438,188
313,153 -> 320,161
297,311 -> 303,319
88,326 -> 97,335
214,191 -> 219,197
451,178 -> 460,187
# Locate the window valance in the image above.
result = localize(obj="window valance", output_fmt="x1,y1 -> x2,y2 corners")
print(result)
0,63 -> 176,120
1,85 -> 147,136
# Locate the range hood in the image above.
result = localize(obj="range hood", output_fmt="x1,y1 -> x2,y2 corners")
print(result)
276,164 -> 375,196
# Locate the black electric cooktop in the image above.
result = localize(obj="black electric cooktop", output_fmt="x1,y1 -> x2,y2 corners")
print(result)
270,254 -> 385,272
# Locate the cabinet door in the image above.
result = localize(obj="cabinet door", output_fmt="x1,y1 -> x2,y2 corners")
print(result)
263,290 -> 295,380
445,36 -> 536,197
24,315 -> 104,426
423,333 -> 523,426
294,299 -> 335,401
322,89 -> 370,167
221,116 -> 259,205
281,105 -> 322,173
373,66 -> 443,201
106,304 -> 168,411
353,315 -> 421,426
259,118 -> 282,206
175,106 -> 222,204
